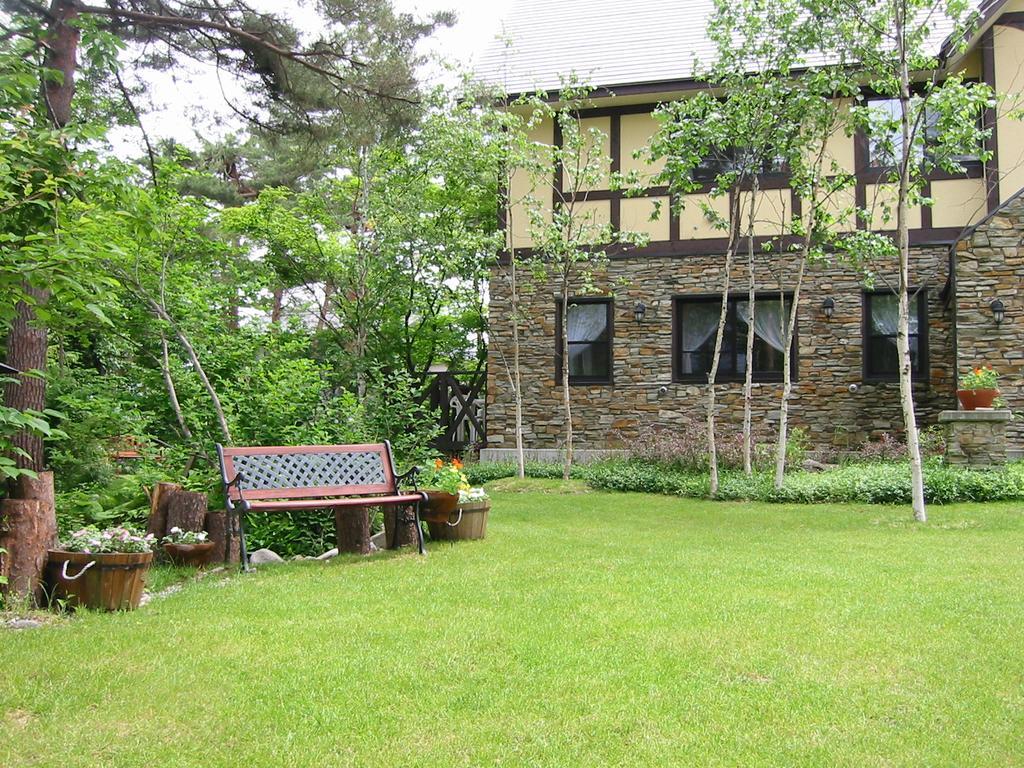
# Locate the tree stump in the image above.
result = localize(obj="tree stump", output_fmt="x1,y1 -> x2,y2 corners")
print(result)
335,506 -> 370,555
13,471 -> 57,548
146,481 -> 181,538
0,498 -> 50,603
164,489 -> 207,534
384,505 -> 419,550
204,510 -> 239,565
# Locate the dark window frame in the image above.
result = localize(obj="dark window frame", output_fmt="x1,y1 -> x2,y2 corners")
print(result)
672,293 -> 798,384
861,288 -> 929,383
555,297 -> 615,385
861,81 -> 984,172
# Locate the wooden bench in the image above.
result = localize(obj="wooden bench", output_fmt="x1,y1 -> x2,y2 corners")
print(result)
216,442 -> 427,569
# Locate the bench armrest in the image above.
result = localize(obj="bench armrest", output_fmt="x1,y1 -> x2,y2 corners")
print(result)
395,465 -> 421,491
223,471 -> 245,511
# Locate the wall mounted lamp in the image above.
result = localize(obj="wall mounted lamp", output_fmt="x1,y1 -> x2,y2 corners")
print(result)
633,301 -> 647,323
990,298 -> 1005,325
822,296 -> 835,320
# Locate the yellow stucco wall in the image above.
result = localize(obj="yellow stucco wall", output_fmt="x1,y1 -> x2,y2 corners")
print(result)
863,184 -> 923,230
995,23 -> 1024,202
931,178 -> 988,228
508,116 -> 553,249
678,193 -> 732,239
738,189 -> 792,236
570,199 -> 612,243
620,196 -> 671,241
564,116 -> 612,192
620,112 -> 666,185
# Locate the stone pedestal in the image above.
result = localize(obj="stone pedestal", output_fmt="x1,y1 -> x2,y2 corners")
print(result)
938,409 -> 1013,468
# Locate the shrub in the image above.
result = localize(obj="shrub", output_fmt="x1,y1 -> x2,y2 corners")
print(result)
583,458 -> 1024,506
623,421 -> 801,473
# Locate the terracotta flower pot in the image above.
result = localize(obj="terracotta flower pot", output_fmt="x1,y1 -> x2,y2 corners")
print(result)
427,500 -> 490,541
45,550 -> 153,611
957,388 -> 998,410
164,541 -> 216,567
421,490 -> 460,524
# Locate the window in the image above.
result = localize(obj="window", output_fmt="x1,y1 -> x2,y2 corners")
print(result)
866,98 -> 914,167
557,299 -> 613,383
692,147 -> 785,183
923,105 -> 982,164
863,290 -> 928,381
674,295 -> 795,382
867,93 -> 983,167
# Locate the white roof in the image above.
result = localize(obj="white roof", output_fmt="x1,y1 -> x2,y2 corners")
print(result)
475,0 -> 960,96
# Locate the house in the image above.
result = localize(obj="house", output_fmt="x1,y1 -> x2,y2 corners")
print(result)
474,0 -> 1024,459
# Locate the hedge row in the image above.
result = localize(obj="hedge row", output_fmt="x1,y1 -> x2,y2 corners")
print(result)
466,458 -> 1024,505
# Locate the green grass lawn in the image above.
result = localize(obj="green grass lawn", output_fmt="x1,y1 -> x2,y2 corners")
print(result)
2,484 -> 1023,766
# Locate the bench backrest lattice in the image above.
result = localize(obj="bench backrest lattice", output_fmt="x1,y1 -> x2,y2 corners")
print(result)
219,444 -> 398,501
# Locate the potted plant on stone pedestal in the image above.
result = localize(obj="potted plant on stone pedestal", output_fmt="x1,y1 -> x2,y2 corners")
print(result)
46,526 -> 155,611
957,365 -> 1000,411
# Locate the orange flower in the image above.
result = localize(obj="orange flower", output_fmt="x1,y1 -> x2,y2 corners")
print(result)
434,458 -> 444,469
452,458 -> 464,470
975,367 -> 982,374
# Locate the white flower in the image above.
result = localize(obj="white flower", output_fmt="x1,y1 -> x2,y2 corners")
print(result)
169,526 -> 182,534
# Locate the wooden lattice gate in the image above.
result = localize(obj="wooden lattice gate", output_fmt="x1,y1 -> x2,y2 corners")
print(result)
421,368 -> 486,454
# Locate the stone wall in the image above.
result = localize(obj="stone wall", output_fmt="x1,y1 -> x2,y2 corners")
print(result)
486,247 -> 956,453
954,194 -> 1024,446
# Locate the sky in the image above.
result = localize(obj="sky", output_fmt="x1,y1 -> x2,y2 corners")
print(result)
113,0 -> 516,154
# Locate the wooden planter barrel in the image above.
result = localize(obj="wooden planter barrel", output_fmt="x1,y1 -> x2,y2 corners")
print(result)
427,500 -> 490,542
45,550 -> 153,611
163,541 -> 215,567
421,491 -> 459,524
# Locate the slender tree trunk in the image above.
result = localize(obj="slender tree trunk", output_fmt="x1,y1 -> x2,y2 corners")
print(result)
3,286 -> 50,477
896,8 -> 927,522
742,179 -> 759,476
147,300 -> 232,444
270,286 -> 284,327
504,200 -> 527,480
353,146 -> 373,403
510,256 -> 526,479
774,258 -> 806,489
160,333 -> 192,440
560,284 -> 573,481
317,280 -> 334,333
707,194 -> 742,496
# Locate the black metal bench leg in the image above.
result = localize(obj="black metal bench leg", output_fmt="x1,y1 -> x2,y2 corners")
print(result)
238,510 -> 252,572
413,501 -> 425,555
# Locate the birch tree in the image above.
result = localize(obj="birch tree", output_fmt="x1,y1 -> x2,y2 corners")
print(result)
822,0 -> 993,521
520,83 -> 646,480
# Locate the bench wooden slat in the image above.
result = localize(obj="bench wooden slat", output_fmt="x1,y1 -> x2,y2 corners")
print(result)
246,493 -> 424,511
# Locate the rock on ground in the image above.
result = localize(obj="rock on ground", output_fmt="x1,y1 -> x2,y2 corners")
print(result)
249,548 -> 284,565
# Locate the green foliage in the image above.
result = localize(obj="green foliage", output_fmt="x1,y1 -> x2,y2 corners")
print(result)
55,473 -> 155,537
0,375 -> 63,482
584,459 -> 1024,506
244,510 -> 336,559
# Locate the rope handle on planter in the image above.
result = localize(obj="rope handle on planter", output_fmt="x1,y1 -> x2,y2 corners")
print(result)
446,508 -> 463,527
60,559 -> 96,581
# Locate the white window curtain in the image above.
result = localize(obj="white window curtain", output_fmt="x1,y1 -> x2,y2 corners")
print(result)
870,294 -> 899,335
567,303 -> 607,342
680,303 -> 720,374
738,300 -> 788,352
